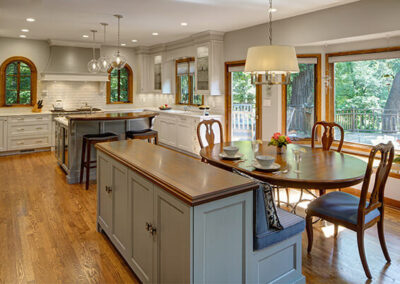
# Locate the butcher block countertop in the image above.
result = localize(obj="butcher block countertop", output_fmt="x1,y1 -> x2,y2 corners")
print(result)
67,111 -> 158,121
95,140 -> 258,206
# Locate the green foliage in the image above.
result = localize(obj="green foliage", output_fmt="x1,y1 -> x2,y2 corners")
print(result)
287,63 -> 314,104
231,72 -> 255,104
110,67 -> 129,103
5,61 -> 32,105
334,58 -> 400,111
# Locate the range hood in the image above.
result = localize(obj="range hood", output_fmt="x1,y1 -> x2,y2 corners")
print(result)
41,41 -> 109,82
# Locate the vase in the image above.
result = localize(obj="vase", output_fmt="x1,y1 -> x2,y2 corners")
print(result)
276,146 -> 285,154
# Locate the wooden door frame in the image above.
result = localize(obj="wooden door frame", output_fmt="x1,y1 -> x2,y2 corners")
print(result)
225,60 -> 262,142
281,54 -> 322,139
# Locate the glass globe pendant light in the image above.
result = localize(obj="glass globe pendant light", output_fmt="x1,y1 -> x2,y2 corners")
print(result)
87,30 -> 101,73
245,0 -> 299,85
110,14 -> 127,70
98,23 -> 111,73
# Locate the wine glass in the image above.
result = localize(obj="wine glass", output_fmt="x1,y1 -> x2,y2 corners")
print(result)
251,140 -> 259,159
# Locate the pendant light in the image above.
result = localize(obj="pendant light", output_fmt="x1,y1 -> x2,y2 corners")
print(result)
87,30 -> 100,73
98,23 -> 111,73
110,14 -> 127,70
245,0 -> 299,85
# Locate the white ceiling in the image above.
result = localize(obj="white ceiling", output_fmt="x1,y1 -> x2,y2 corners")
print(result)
0,0 -> 359,47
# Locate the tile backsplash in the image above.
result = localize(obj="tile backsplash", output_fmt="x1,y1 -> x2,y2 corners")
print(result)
38,81 -> 225,114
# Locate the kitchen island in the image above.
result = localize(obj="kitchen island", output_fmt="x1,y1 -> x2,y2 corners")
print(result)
95,140 -> 305,284
57,110 -> 158,184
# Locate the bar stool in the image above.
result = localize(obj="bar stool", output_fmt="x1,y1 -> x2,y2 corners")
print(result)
80,133 -> 119,190
126,129 -> 158,144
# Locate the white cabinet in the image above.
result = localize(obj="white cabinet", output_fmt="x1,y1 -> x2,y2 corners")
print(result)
195,38 -> 224,96
97,152 -> 191,284
0,118 -> 7,152
154,113 -> 222,156
138,52 -> 153,93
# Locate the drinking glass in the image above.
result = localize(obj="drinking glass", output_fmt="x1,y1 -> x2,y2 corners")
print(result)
251,141 -> 259,159
292,149 -> 302,173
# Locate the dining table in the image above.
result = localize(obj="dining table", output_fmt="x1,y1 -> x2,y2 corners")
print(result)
200,141 -> 367,191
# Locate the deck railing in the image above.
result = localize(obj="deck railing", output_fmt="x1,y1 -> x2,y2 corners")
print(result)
232,103 -> 255,134
335,108 -> 400,133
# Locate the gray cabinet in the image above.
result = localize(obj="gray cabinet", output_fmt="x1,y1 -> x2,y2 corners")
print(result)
0,118 -> 7,152
97,153 -> 113,235
97,152 -> 191,284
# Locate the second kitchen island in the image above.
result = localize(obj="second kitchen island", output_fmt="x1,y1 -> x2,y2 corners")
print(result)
55,111 -> 158,184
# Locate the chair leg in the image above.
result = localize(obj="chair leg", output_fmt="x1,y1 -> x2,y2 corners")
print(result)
154,134 -> 158,145
377,220 -> 391,263
285,188 -> 290,204
85,142 -> 91,190
79,138 -> 86,184
319,189 -> 326,196
276,187 -> 281,208
306,214 -> 313,253
334,224 -> 339,238
357,230 -> 372,279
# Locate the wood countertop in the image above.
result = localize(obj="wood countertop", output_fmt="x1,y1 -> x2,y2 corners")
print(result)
95,140 -> 258,206
67,111 -> 158,121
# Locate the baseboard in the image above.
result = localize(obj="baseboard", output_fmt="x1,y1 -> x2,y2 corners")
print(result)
342,187 -> 400,209
0,147 -> 51,157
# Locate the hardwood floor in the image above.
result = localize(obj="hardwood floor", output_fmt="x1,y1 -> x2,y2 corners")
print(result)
0,151 -> 399,283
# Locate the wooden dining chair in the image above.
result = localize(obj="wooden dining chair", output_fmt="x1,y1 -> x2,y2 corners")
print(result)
311,121 -> 345,196
197,119 -> 224,162
311,121 -> 345,152
306,141 -> 394,279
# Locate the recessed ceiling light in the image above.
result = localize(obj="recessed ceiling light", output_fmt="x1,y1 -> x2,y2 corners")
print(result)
268,8 -> 277,12
82,34 -> 89,38
19,35 -> 27,38
181,22 -> 188,26
131,39 -> 138,43
121,43 -> 126,46
26,18 -> 35,22
21,29 -> 29,33
152,32 -> 159,36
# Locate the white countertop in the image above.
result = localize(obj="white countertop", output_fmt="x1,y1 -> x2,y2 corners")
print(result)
54,116 -> 69,126
144,107 -> 222,119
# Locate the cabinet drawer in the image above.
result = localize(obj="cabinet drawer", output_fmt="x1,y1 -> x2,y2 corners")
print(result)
8,115 -> 50,125
8,136 -> 50,150
8,122 -> 50,137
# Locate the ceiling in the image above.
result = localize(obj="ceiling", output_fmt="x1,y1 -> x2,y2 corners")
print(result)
0,0 -> 359,47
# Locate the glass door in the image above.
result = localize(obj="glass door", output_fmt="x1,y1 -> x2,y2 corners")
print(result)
226,61 -> 261,141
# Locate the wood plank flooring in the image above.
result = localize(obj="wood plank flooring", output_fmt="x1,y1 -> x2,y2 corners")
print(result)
0,151 -> 399,283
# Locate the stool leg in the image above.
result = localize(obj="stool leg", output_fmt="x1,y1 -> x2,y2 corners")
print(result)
85,141 -> 91,190
80,138 -> 86,184
154,133 -> 158,145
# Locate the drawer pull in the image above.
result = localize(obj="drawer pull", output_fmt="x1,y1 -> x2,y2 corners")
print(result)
17,118 -> 24,121
18,128 -> 25,131
36,140 -> 43,143
36,127 -> 43,130
17,142 -> 24,145
36,117 -> 43,120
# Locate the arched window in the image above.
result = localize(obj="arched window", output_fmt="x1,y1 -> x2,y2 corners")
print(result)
0,56 -> 37,106
107,64 -> 133,104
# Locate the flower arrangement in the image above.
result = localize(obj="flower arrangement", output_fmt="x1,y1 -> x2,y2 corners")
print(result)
268,132 -> 292,149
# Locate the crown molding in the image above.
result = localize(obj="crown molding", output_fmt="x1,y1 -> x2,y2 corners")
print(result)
48,39 -> 101,49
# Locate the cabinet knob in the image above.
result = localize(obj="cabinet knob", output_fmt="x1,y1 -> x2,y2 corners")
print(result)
149,226 -> 157,235
145,222 -> 151,231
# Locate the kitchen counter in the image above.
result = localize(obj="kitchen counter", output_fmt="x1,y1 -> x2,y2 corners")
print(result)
96,139 -> 257,205
144,107 -> 222,119
67,110 -> 158,121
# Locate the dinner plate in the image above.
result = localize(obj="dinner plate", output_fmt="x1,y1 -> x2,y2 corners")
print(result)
252,162 -> 280,171
218,152 -> 243,160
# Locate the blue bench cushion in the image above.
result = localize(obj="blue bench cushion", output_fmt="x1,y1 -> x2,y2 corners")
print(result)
254,185 -> 305,251
254,207 -> 305,250
307,191 -> 380,225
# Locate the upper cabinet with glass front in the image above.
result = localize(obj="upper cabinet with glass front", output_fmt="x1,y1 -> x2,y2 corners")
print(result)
195,37 -> 224,96
154,55 -> 162,92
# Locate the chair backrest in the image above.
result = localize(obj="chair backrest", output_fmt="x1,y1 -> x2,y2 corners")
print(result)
358,142 -> 394,225
311,121 -> 344,152
197,119 -> 224,149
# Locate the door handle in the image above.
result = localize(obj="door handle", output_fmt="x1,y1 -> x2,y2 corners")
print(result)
105,186 -> 112,194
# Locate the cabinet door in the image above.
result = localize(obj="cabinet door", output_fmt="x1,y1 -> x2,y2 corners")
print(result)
176,117 -> 193,153
97,153 -> 113,235
0,119 -> 7,152
110,160 -> 130,259
153,186 -> 191,284
129,171 -> 155,283
158,119 -> 169,145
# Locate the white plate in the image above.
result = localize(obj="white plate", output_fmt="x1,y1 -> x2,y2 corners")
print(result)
219,152 -> 243,160
252,162 -> 281,171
